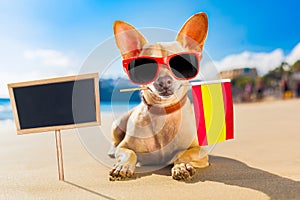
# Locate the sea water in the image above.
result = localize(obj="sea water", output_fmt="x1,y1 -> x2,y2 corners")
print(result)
0,98 -> 139,121
0,98 -> 13,121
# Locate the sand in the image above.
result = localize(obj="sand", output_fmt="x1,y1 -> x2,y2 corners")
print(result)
0,99 -> 299,200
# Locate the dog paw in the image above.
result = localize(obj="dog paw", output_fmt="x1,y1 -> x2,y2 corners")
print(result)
107,144 -> 116,158
109,163 -> 135,181
171,163 -> 196,181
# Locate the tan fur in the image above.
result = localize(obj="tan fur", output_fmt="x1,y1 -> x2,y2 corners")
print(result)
109,13 -> 209,181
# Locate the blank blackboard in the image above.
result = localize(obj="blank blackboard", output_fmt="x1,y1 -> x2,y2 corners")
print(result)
8,73 -> 100,134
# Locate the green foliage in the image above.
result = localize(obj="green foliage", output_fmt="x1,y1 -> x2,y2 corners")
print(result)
263,66 -> 282,88
292,60 -> 300,72
231,75 -> 255,89
262,60 -> 300,88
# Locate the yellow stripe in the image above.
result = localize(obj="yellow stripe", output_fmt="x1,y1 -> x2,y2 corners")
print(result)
201,83 -> 226,144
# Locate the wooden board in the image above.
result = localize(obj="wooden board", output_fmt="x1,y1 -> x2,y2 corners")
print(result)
8,73 -> 100,134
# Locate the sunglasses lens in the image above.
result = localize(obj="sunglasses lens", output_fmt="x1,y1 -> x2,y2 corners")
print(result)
169,53 -> 199,79
128,58 -> 158,84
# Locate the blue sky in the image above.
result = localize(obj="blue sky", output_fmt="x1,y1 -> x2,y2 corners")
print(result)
1,0 -> 300,97
2,0 -> 300,58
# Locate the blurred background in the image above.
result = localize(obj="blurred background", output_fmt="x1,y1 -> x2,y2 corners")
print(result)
1,0 -> 300,120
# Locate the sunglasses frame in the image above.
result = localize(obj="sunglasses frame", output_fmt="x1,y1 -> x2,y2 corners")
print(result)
122,52 -> 202,85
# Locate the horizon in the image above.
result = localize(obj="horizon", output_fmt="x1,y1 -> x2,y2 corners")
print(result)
1,1 -> 300,98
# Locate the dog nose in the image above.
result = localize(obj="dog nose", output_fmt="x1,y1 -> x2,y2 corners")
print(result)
156,75 -> 173,89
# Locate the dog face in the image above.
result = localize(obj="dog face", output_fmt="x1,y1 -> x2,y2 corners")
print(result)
114,13 -> 208,102
139,42 -> 188,100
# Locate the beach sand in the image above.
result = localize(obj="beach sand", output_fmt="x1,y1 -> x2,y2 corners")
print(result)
0,99 -> 299,199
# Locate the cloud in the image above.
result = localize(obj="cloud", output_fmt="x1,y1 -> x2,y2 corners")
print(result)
210,49 -> 285,75
0,2 -> 83,98
286,43 -> 300,65
24,49 -> 71,68
208,42 -> 300,75
0,47 -> 80,98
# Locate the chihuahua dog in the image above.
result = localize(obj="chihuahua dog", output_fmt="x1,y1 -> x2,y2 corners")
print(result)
109,13 -> 209,181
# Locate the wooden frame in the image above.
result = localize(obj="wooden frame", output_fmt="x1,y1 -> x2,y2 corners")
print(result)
7,73 -> 100,135
7,73 -> 100,181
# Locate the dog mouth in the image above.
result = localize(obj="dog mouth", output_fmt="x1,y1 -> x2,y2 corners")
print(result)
146,86 -> 174,98
158,89 -> 174,97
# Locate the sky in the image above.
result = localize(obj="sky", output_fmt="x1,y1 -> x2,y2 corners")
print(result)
0,0 -> 300,97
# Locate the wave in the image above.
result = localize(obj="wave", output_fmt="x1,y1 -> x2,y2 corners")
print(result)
0,104 -> 12,112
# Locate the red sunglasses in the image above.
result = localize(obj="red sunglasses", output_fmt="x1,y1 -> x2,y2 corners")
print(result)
122,52 -> 201,85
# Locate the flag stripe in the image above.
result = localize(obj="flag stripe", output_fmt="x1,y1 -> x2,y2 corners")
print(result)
202,83 -> 226,144
192,85 -> 208,146
222,82 -> 234,140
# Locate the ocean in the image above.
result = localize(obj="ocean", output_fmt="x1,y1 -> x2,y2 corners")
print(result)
0,98 -> 139,122
0,98 -> 12,121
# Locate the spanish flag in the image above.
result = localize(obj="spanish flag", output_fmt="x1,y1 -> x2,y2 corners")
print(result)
191,79 -> 234,146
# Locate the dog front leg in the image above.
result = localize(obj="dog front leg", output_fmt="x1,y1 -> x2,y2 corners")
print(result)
109,147 -> 137,181
172,146 -> 209,180
108,109 -> 134,158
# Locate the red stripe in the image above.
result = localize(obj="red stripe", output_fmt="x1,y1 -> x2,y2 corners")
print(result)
222,82 -> 234,140
192,85 -> 208,146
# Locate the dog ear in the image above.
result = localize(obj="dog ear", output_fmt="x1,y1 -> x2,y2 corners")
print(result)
114,21 -> 147,59
176,12 -> 208,51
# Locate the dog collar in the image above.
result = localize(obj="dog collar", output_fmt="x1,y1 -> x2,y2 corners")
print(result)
142,94 -> 188,115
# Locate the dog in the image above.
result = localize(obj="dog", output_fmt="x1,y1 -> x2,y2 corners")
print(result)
108,12 -> 209,181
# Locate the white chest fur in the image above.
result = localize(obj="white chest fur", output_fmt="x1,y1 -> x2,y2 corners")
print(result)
125,99 -> 198,165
